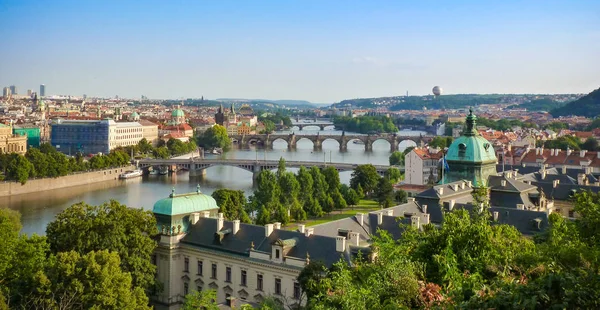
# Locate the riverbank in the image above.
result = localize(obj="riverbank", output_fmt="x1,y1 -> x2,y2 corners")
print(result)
0,165 -> 136,197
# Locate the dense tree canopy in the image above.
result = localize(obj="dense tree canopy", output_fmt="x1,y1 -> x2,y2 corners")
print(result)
389,151 -> 404,166
333,116 -> 398,134
212,189 -> 251,223
45,200 -> 158,290
197,124 -> 231,151
350,164 -> 380,195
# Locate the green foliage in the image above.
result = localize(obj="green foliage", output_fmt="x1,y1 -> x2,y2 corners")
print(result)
153,146 -> 170,159
337,94 -> 510,110
375,177 -> 394,208
182,289 -> 219,310
428,136 -> 453,149
395,190 -> 408,204
508,98 -> 568,112
211,189 -> 251,223
384,167 -> 402,183
259,112 -> 292,128
552,87 -> 600,117
543,135 -> 582,151
333,115 -> 398,134
0,208 -> 21,283
350,164 -> 380,196
476,117 -> 536,131
389,151 -> 404,166
544,121 -> 569,131
45,200 -> 158,290
297,261 -> 330,300
586,117 -> 600,131
166,138 -> 197,156
197,124 -> 231,151
581,137 -> 600,151
402,146 -> 415,156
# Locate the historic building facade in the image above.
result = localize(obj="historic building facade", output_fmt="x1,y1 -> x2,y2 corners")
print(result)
0,123 -> 27,154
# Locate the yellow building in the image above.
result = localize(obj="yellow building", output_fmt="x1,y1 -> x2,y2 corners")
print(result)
237,122 -> 251,135
0,124 -> 27,154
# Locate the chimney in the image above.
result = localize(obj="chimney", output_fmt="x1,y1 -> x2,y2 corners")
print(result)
501,179 -> 507,187
567,148 -> 572,156
453,184 -> 459,191
217,213 -> 224,232
423,214 -> 430,225
298,224 -> 305,234
411,216 -> 420,229
190,212 -> 200,225
437,187 -> 444,195
273,222 -> 281,230
461,182 -> 466,189
449,200 -> 456,210
493,211 -> 499,221
562,166 -> 567,174
377,212 -> 383,225
550,149 -> 554,156
553,179 -> 559,188
201,211 -> 210,218
580,150 -> 587,157
541,170 -> 546,180
233,220 -> 240,234
407,197 -> 416,202
305,227 -> 314,237
265,224 -> 273,237
585,167 -> 592,175
356,213 -> 364,227
422,204 -> 428,213
514,170 -> 519,178
348,232 -> 360,246
597,151 -> 600,159
385,209 -> 393,216
467,181 -> 472,187
335,236 -> 346,252
517,204 -> 524,210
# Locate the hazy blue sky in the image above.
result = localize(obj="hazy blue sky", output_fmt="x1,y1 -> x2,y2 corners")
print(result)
1,0 -> 599,102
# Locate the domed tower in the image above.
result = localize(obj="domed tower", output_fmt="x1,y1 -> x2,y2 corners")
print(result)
129,111 -> 140,121
152,185 -> 219,237
171,105 -> 185,125
442,108 -> 497,187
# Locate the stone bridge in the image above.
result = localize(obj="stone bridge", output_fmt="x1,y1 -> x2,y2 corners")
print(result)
289,122 -> 335,131
137,158 -> 395,181
230,132 -> 434,152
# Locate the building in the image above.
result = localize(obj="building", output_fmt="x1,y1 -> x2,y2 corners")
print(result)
51,119 -> 111,155
404,147 -> 443,185
442,109 -> 498,186
13,125 -> 41,148
215,104 -> 225,126
3,87 -> 11,98
0,123 -> 27,154
159,107 -> 194,140
110,121 -> 144,149
139,119 -> 160,146
40,84 -> 46,97
152,187 -> 354,309
9,85 -> 17,95
27,89 -> 32,97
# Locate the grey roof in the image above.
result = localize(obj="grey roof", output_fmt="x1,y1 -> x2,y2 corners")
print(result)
488,175 -> 538,193
416,180 -> 473,199
181,218 -> 347,268
533,182 -> 600,201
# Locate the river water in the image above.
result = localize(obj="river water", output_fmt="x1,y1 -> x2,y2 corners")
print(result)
4,128 -> 425,235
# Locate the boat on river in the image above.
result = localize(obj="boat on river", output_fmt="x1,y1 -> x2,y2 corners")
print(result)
119,169 -> 143,179
159,166 -> 169,175
353,140 -> 365,145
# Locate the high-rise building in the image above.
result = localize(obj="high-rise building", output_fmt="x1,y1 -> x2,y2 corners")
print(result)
9,85 -> 17,95
40,84 -> 46,97
27,89 -> 32,97
2,87 -> 11,98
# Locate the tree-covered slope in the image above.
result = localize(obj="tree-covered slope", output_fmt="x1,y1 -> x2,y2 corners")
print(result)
551,87 -> 600,117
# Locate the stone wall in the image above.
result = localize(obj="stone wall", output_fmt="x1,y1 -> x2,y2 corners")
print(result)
0,165 -> 136,196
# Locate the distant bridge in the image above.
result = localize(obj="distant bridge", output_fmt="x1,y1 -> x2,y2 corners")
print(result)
289,120 -> 335,131
230,132 -> 434,152
137,158 -> 397,180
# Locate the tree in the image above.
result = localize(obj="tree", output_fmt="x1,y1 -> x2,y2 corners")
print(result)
350,164 -> 379,196
153,146 -> 170,159
310,167 -> 330,213
582,137 -> 600,151
182,289 -> 219,310
45,200 -> 158,290
0,208 -> 21,282
384,167 -> 402,183
137,138 -> 154,154
211,189 -> 251,223
389,151 -> 405,166
340,185 -> 360,206
197,124 -> 231,152
250,170 -> 281,220
395,189 -> 408,204
5,154 -> 34,184
277,157 -> 286,179
429,136 -> 452,149
31,250 -> 151,310
403,146 -> 415,156
296,166 -> 321,216
375,177 -> 394,208
297,261 -> 330,301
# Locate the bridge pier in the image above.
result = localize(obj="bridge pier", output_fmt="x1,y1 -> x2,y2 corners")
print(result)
252,165 -> 261,184
365,141 -> 373,152
189,168 -> 206,178
313,139 -> 322,151
390,139 -> 399,152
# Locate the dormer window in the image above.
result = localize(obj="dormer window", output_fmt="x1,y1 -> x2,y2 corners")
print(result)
275,249 -> 280,259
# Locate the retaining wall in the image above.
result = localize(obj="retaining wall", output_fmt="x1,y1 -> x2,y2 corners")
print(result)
0,165 -> 136,196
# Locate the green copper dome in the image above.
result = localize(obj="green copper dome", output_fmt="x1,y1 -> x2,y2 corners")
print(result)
153,186 -> 218,216
131,111 -> 139,117
445,109 -> 497,164
171,109 -> 185,117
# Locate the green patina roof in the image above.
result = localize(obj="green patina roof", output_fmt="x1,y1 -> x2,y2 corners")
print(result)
131,111 -> 139,117
171,109 -> 185,117
445,108 -> 497,164
153,186 -> 218,216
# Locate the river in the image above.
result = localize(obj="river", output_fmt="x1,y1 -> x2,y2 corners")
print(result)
4,128 -> 426,235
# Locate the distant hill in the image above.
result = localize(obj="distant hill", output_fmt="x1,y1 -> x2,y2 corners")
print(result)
215,98 -> 315,106
507,98 -> 568,112
335,94 -> 511,110
551,88 -> 600,117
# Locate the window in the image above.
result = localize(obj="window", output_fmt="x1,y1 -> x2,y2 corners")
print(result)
211,263 -> 217,279
293,282 -> 301,299
275,278 -> 281,295
197,286 -> 202,292
184,257 -> 189,272
183,282 -> 189,296
241,270 -> 247,287
197,260 -> 203,276
151,254 -> 157,265
257,274 -> 263,291
568,210 -> 575,218
225,267 -> 232,283
275,249 -> 280,259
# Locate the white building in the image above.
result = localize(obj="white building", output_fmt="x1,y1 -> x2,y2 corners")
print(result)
404,147 -> 443,185
109,121 -> 144,149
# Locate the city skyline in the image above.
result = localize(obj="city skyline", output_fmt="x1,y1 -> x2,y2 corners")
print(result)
1,0 -> 599,102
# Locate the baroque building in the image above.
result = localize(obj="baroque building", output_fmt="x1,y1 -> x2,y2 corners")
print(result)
0,123 -> 27,154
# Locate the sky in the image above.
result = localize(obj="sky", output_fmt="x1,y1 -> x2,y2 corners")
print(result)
0,0 -> 599,102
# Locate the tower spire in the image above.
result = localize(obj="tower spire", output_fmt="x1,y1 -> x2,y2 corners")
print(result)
463,107 -> 478,136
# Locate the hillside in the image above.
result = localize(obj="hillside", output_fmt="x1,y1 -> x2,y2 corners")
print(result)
335,94 -> 512,110
507,98 -> 568,112
551,88 -> 600,117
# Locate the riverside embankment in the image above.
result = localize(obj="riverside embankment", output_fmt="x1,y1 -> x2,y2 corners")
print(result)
0,165 -> 135,197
